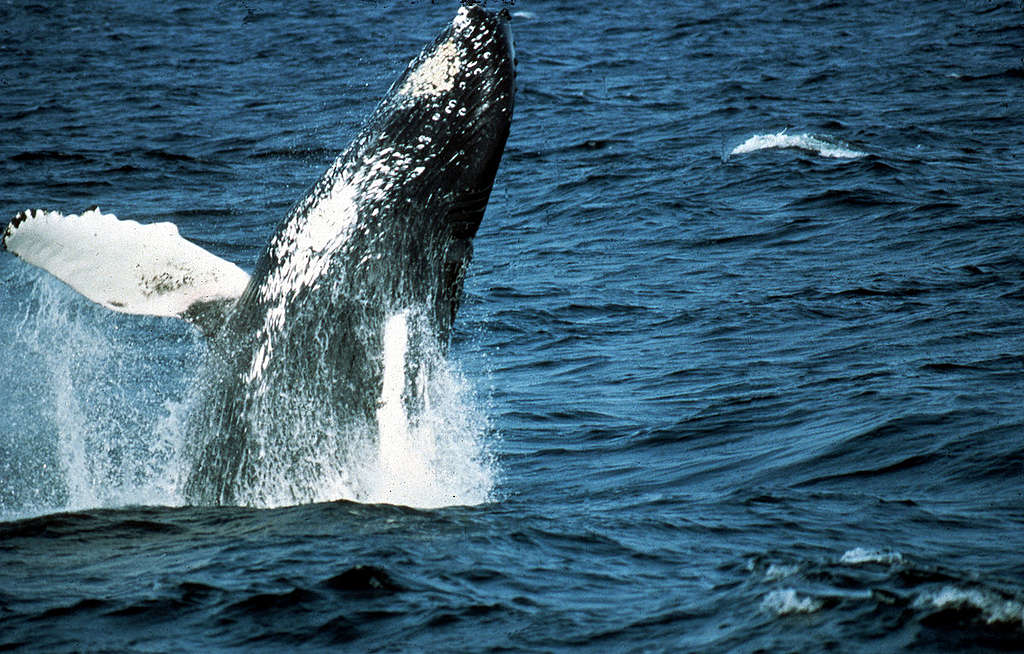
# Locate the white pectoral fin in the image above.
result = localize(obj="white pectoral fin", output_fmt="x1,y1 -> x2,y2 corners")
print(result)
2,208 -> 251,333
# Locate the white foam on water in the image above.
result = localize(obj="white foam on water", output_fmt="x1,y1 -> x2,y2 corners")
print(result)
729,131 -> 867,159
913,586 -> 1024,627
764,563 -> 801,581
839,547 -> 904,565
761,588 -> 824,615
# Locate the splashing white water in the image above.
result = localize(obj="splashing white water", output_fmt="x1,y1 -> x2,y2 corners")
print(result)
729,131 -> 867,159
914,586 -> 1024,627
762,588 -> 824,615
0,270 -> 194,518
371,310 -> 494,508
0,271 -> 493,518
840,547 -> 904,565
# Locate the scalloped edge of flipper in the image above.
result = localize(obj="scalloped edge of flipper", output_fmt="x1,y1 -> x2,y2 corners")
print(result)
3,207 -> 251,335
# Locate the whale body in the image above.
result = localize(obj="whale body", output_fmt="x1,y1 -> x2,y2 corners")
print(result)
1,5 -> 516,506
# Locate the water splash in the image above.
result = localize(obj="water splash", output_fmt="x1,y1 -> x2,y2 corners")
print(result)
840,547 -> 904,565
0,269 -> 195,518
372,310 -> 494,508
0,270 -> 492,518
761,588 -> 825,615
200,305 -> 495,510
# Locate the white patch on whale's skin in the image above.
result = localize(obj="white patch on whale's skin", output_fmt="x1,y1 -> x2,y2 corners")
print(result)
397,5 -> 503,100
244,167 -> 359,390
400,39 -> 462,98
242,143 -> 428,391
376,310 -> 411,473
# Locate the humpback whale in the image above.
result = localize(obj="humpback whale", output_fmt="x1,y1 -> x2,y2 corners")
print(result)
2,5 -> 515,506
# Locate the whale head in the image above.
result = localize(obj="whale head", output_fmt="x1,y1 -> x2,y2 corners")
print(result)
366,4 -> 517,331
390,4 -> 516,232
243,4 -> 516,339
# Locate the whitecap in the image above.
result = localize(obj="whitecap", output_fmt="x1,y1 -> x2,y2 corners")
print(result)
764,563 -> 800,581
761,588 -> 824,615
839,547 -> 904,565
729,131 -> 867,159
914,586 -> 1024,627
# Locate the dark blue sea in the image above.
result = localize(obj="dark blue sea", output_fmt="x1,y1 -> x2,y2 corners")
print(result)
2,0 -> 1024,651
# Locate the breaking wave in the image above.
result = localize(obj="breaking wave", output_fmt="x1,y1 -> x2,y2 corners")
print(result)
728,131 -> 867,159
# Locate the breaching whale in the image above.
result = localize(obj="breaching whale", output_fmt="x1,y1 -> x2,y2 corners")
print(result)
1,5 -> 516,506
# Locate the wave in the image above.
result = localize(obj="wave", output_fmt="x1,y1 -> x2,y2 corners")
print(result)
728,131 -> 867,159
913,586 -> 1024,628
751,547 -> 1024,645
761,588 -> 825,615
840,547 -> 905,565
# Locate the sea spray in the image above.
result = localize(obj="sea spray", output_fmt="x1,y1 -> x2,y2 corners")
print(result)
0,275 -> 494,516
372,310 -> 493,508
188,304 -> 495,510
0,270 -> 197,517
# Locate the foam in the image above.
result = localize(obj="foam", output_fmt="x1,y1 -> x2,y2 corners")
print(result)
764,563 -> 800,581
840,547 -> 904,565
730,131 -> 867,159
762,588 -> 824,615
914,586 -> 1024,627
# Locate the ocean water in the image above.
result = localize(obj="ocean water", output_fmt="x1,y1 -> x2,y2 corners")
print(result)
2,0 -> 1024,651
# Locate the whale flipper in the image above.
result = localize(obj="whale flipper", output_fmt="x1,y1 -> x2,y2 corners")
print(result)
2,207 -> 251,334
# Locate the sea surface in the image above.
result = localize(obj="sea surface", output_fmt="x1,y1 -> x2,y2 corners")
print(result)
2,0 -> 1024,651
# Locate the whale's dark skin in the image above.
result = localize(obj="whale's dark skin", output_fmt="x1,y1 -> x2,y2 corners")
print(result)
183,6 -> 515,505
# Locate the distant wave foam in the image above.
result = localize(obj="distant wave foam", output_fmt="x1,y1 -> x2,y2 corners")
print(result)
730,131 -> 867,159
762,589 -> 824,615
914,586 -> 1024,627
840,547 -> 904,565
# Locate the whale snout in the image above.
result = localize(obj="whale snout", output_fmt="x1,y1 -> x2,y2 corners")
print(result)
373,4 -> 515,248
399,3 -> 516,115
452,3 -> 516,70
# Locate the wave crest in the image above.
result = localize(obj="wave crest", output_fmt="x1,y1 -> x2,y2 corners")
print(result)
729,131 -> 867,159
